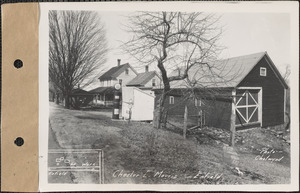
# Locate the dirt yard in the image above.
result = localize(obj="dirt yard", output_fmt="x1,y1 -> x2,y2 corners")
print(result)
48,102 -> 290,184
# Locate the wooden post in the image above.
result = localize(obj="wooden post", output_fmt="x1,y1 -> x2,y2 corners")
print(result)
230,89 -> 236,147
197,110 -> 201,127
128,108 -> 132,123
183,105 -> 188,139
103,94 -> 106,106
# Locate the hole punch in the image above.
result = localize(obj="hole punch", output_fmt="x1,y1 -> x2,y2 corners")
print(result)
14,59 -> 23,69
14,137 -> 24,146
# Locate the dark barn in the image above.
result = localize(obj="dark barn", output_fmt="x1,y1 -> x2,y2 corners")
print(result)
155,52 -> 288,130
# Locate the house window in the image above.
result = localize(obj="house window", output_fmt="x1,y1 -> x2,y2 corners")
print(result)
169,96 -> 174,104
125,69 -> 129,75
260,67 -> 267,76
119,79 -> 122,86
152,79 -> 156,87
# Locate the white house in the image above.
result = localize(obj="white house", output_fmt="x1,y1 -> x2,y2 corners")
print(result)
89,59 -> 138,106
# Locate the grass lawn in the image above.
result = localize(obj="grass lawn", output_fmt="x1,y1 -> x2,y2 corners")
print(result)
49,102 -> 290,184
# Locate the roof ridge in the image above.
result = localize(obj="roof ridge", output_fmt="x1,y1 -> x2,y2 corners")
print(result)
137,71 -> 156,74
218,51 -> 266,62
99,63 -> 131,80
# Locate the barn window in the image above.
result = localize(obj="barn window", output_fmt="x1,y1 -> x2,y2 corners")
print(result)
169,96 -> 174,104
125,69 -> 129,75
260,67 -> 267,76
152,79 -> 156,87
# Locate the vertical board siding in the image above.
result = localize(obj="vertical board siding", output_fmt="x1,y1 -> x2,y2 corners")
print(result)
238,56 -> 285,127
155,89 -> 232,130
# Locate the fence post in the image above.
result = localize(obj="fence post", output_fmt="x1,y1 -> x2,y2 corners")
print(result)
197,110 -> 202,127
230,89 -> 236,147
183,105 -> 188,139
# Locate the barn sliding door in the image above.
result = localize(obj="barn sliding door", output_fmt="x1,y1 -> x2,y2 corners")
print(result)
235,89 -> 261,126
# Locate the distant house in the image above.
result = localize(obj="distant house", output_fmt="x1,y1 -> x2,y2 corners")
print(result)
70,88 -> 94,109
126,66 -> 162,94
90,59 -> 138,106
49,82 -> 93,108
155,52 -> 289,130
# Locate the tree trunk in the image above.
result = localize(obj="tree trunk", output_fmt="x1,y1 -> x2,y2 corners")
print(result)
64,94 -> 71,109
153,91 -> 166,129
55,93 -> 59,104
183,105 -> 188,139
162,110 -> 168,129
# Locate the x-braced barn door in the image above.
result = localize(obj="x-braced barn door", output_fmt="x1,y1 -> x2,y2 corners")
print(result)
235,89 -> 261,126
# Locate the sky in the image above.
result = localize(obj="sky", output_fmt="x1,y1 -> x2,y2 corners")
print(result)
88,11 -> 291,89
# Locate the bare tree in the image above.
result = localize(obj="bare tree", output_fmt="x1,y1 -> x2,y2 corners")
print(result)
282,65 -> 291,85
49,10 -> 108,108
123,12 -> 224,129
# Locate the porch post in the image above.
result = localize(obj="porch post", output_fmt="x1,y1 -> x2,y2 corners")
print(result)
103,94 -> 106,106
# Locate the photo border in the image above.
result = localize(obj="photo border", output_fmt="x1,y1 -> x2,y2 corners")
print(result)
39,1 -> 299,191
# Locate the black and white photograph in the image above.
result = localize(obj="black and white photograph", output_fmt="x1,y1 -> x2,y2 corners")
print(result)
38,1 -> 299,191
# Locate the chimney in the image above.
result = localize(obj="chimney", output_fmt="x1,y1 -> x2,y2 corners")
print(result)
145,65 -> 149,72
117,59 -> 121,66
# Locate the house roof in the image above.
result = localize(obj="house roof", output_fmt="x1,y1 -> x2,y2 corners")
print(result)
71,88 -> 94,96
98,63 -> 137,81
126,71 -> 158,86
88,86 -> 115,94
170,52 -> 288,89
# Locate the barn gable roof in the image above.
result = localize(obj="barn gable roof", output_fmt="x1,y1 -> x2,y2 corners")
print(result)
170,52 -> 288,89
126,71 -> 159,86
263,52 -> 289,89
98,63 -> 138,81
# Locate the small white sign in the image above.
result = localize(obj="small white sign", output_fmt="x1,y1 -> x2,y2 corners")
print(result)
114,109 -> 119,114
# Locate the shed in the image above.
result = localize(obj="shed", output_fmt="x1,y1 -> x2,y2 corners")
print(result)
158,52 -> 288,130
122,87 -> 155,121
